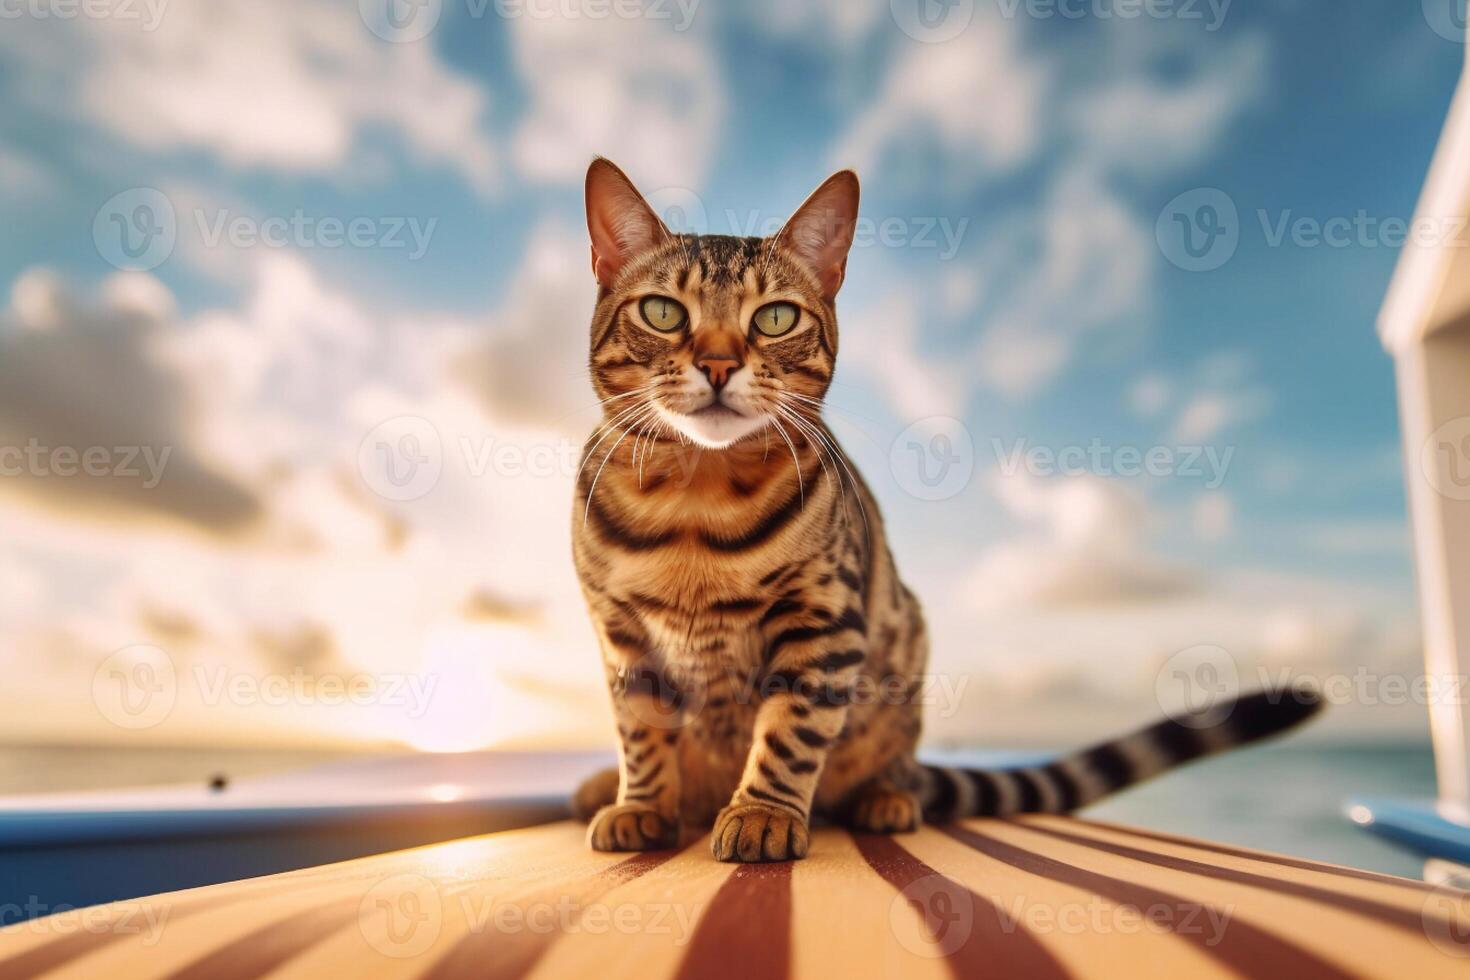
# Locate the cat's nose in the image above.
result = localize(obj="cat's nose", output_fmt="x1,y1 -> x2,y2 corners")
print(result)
696,354 -> 743,392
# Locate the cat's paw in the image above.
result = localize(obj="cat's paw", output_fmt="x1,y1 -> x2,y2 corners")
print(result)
711,802 -> 810,862
587,803 -> 679,852
844,788 -> 921,834
571,767 -> 621,822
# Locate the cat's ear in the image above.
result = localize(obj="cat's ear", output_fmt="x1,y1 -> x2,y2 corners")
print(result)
585,158 -> 670,289
776,170 -> 860,300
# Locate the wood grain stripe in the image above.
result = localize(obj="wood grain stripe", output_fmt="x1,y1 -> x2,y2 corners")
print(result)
1022,822 -> 1449,938
424,848 -> 684,980
943,824 -> 1353,980
852,833 -> 1069,980
1078,818 -> 1449,895
162,897 -> 363,980
672,862 -> 792,980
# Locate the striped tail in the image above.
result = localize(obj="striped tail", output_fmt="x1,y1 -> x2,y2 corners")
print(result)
920,684 -> 1323,822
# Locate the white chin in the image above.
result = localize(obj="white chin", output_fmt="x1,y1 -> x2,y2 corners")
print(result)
657,405 -> 768,449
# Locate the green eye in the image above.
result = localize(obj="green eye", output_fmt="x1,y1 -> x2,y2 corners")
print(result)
638,296 -> 688,332
752,301 -> 800,337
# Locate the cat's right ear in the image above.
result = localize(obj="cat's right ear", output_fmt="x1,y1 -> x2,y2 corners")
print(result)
585,158 -> 670,289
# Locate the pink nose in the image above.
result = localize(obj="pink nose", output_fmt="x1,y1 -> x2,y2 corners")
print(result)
696,355 -> 742,391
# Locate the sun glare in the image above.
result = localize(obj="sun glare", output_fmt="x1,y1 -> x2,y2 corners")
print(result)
400,625 -> 550,753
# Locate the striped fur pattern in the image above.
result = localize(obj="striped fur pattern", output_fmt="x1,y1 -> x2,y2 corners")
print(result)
571,159 -> 1322,862
917,688 -> 1324,822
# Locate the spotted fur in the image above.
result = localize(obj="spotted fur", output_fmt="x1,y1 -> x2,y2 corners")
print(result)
571,159 -> 1322,862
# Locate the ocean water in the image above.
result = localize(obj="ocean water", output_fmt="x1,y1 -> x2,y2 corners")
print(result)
1080,742 -> 1439,880
0,741 -> 1441,879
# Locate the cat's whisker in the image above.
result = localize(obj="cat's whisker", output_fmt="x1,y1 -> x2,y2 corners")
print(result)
576,398 -> 658,488
773,403 -> 856,537
582,405 -> 657,526
766,414 -> 805,510
771,403 -> 836,501
776,395 -> 870,541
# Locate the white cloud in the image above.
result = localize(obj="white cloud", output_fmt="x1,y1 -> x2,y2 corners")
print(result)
450,222 -> 602,432
1191,492 -> 1233,543
736,0 -> 885,47
0,1 -> 497,194
972,167 -> 1154,398
839,291 -> 968,421
1128,374 -> 1172,418
962,471 -> 1195,612
0,146 -> 58,202
1171,390 -> 1269,442
507,12 -> 723,189
1070,30 -> 1269,178
832,13 -> 1048,177
0,256 -> 608,747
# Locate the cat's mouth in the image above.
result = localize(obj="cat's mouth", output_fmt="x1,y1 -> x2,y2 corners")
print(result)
689,403 -> 744,421
656,400 -> 768,450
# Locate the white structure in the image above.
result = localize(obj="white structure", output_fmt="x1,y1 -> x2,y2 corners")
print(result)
1380,36 -> 1470,824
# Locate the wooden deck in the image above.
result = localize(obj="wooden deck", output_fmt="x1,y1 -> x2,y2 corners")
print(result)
1,816 -> 1466,979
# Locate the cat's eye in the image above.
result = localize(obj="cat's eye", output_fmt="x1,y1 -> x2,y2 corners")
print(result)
638,295 -> 688,333
752,301 -> 800,337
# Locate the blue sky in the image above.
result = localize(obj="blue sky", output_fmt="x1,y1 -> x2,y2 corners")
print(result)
0,0 -> 1461,748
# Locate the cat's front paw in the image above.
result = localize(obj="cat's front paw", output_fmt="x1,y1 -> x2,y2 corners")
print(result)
711,802 -> 810,862
845,788 -> 921,834
587,803 -> 679,852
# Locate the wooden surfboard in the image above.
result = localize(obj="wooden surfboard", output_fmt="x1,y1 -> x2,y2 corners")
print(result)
2,814 -> 1466,979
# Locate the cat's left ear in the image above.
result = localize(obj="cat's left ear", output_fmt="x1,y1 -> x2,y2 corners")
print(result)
776,170 -> 860,300
585,158 -> 671,289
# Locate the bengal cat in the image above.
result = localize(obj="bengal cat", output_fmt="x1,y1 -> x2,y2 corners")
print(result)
571,158 -> 1322,862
